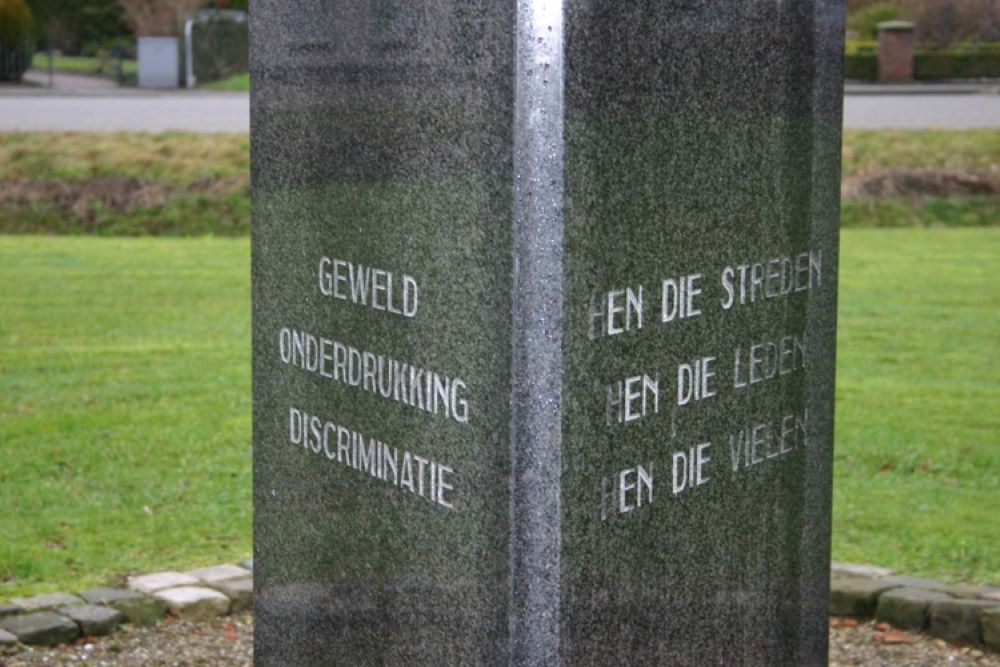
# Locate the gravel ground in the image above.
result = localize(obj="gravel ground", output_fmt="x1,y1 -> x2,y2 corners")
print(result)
1,614 -> 996,665
829,618 -> 1000,666
0,613 -> 252,667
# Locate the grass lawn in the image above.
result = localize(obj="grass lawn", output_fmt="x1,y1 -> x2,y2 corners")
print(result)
840,129 -> 1000,228
204,73 -> 249,91
0,132 -> 247,184
1,129 -> 991,183
841,129 -> 1000,174
0,133 -> 249,236
834,228 -> 1000,584
0,236 -> 250,598
0,128 -> 996,596
30,53 -> 137,79
0,129 -> 995,235
0,227 -> 996,598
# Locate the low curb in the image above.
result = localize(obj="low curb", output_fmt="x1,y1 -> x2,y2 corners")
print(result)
830,562 -> 1000,651
2,561 -> 998,654
0,559 -> 253,652
844,81 -> 1000,95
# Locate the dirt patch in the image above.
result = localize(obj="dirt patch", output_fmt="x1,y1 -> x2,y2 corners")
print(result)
0,175 -> 249,220
843,168 -> 1000,200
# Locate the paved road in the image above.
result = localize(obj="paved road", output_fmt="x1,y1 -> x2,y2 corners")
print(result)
843,93 -> 1000,129
0,92 -> 250,133
0,90 -> 997,132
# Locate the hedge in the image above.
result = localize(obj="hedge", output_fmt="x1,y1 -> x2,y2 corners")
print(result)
0,0 -> 34,81
845,39 -> 877,56
844,43 -> 1000,81
845,53 -> 878,80
915,49 -> 1000,80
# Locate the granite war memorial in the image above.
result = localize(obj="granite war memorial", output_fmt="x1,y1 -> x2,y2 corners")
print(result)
251,0 -> 845,664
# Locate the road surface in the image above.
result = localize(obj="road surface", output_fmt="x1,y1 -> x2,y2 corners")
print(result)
843,94 -> 1000,129
0,91 -> 997,133
0,92 -> 250,133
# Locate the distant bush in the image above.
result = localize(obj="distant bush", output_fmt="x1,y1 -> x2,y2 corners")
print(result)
844,38 -> 1000,80
80,37 -> 135,59
847,0 -> 886,11
116,0 -> 203,37
900,0 -> 1000,48
848,0 -> 1000,47
192,14 -> 248,84
845,40 -> 878,56
848,2 -> 904,39
915,44 -> 1000,79
845,54 -> 878,80
0,0 -> 35,81
0,0 -> 33,43
845,39 -> 878,80
24,0 -> 131,56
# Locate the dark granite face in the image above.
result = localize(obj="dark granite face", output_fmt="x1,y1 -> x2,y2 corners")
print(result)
252,0 -> 843,664
251,2 -> 515,664
559,1 -> 843,664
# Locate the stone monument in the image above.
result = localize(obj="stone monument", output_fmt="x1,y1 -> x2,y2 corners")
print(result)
251,1 -> 844,664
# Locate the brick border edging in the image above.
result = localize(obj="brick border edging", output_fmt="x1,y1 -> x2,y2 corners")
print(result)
2,561 -> 998,653
0,559 -> 253,651
830,562 -> 1000,650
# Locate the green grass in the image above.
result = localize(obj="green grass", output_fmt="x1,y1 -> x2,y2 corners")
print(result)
833,228 -> 1000,584
0,133 -> 250,236
204,73 -> 249,91
0,228 -> 996,598
0,130 -> 991,185
837,129 -> 999,228
841,197 -> 1000,228
28,53 -> 248,88
0,130 -> 994,236
0,236 -> 251,598
842,129 -> 1000,176
0,190 -> 250,237
0,129 -> 995,592
0,132 -> 248,184
30,53 -> 137,79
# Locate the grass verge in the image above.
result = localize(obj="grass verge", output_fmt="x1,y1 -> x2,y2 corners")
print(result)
0,130 -> 996,235
0,132 -> 247,183
841,197 -> 1000,228
204,73 -> 249,91
840,129 -> 999,228
0,228 -> 997,597
833,228 -> 1000,583
0,133 -> 249,236
841,129 -> 1000,176
30,53 -> 137,78
0,236 -> 251,598
0,130 -> 989,183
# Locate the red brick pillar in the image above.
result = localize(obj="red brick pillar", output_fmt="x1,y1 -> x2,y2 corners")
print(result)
877,20 -> 915,82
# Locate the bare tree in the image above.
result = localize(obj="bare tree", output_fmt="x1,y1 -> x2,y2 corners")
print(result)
118,0 -> 204,37
905,0 -> 1000,46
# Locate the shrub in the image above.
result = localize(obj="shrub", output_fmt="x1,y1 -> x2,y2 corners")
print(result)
848,2 -> 905,39
0,0 -> 35,81
191,15 -> 248,84
117,0 -> 203,37
845,39 -> 878,56
900,0 -> 1000,48
845,53 -> 878,80
844,36 -> 1000,80
915,45 -> 1000,79
847,0 -> 886,11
